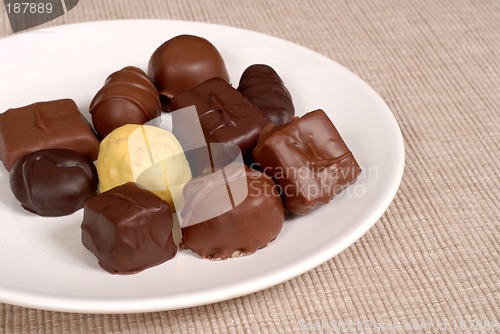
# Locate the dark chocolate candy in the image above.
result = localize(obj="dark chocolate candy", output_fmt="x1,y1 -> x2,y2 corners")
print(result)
170,77 -> 271,165
9,149 -> 98,217
89,66 -> 161,138
181,163 -> 284,260
238,64 -> 295,126
253,109 -> 361,215
147,34 -> 229,108
0,99 -> 100,171
81,182 -> 177,274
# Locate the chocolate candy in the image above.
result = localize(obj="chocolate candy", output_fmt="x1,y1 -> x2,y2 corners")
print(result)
96,124 -> 192,210
0,99 -> 100,171
238,64 -> 295,126
171,77 -> 271,165
253,109 -> 361,215
81,182 -> 177,274
181,163 -> 284,260
89,66 -> 161,138
147,35 -> 230,109
9,149 -> 98,217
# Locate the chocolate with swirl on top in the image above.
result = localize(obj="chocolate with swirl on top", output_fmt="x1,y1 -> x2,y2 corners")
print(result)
89,66 -> 161,138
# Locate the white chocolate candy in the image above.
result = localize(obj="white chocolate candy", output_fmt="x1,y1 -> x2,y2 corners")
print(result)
97,124 -> 191,210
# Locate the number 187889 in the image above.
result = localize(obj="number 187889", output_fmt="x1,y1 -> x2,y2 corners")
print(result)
6,2 -> 53,14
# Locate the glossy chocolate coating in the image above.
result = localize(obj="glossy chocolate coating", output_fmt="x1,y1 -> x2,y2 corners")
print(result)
253,109 -> 361,215
181,164 -> 284,260
148,34 -> 230,108
9,149 -> 98,217
171,77 -> 271,165
81,182 -> 177,274
0,99 -> 100,171
238,64 -> 295,126
89,66 -> 161,138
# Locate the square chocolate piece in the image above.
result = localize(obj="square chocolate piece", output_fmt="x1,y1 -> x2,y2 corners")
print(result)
253,109 -> 361,215
0,99 -> 100,170
81,182 -> 177,274
170,77 -> 270,164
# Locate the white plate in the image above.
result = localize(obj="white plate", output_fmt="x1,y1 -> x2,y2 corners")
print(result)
0,20 -> 404,313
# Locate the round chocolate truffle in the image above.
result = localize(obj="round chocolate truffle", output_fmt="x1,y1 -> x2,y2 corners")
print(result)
147,34 -> 230,108
180,163 -> 284,260
89,66 -> 161,138
9,148 -> 98,217
238,64 -> 295,126
96,124 -> 192,210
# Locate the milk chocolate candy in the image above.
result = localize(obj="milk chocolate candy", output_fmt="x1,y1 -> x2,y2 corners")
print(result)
89,66 -> 161,138
81,182 -> 177,274
148,34 -> 229,109
253,109 -> 361,215
180,164 -> 284,260
170,77 -> 271,165
238,64 -> 295,126
0,99 -> 100,171
9,149 -> 98,217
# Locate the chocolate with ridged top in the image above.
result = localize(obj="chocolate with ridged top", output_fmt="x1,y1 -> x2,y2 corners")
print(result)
9,149 -> 98,217
238,64 -> 295,126
148,34 -> 229,109
181,164 -> 284,260
0,99 -> 100,171
81,182 -> 177,274
89,66 -> 161,138
253,109 -> 361,215
171,77 -> 270,165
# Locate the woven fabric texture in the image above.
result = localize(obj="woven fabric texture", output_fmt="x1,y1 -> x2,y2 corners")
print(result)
0,0 -> 499,333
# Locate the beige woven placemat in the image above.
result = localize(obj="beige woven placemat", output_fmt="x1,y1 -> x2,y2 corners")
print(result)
1,0 -> 499,333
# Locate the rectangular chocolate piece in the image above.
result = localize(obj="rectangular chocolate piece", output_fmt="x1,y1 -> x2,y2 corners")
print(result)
81,182 -> 177,274
0,98 -> 100,170
253,109 -> 361,215
170,77 -> 270,164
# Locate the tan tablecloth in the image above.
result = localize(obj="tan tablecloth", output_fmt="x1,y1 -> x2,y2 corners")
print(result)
0,0 -> 499,333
